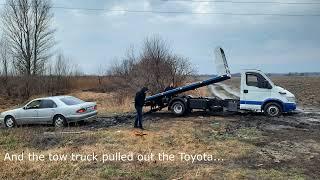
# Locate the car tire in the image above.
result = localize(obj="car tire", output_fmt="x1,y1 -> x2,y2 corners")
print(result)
171,101 -> 186,116
77,120 -> 85,126
4,116 -> 16,128
53,115 -> 67,127
264,102 -> 282,117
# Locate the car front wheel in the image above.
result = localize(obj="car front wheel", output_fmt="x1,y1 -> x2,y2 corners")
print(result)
4,116 -> 16,128
53,115 -> 67,127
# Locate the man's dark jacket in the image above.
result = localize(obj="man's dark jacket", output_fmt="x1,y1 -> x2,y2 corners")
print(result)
135,88 -> 148,107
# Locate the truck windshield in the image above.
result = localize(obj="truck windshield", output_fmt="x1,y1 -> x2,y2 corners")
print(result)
60,97 -> 85,105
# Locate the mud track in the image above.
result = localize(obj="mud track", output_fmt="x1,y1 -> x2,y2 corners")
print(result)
83,109 -> 320,132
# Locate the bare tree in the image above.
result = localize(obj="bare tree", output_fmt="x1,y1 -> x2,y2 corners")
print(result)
108,47 -> 139,91
2,0 -> 55,75
136,36 -> 195,93
54,53 -> 69,77
53,53 -> 72,93
1,0 -> 55,97
69,63 -> 83,77
167,55 -> 195,87
109,35 -> 195,94
96,64 -> 106,89
0,36 -> 10,76
0,35 -> 12,95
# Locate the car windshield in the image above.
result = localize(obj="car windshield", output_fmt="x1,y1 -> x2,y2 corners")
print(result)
60,97 -> 85,105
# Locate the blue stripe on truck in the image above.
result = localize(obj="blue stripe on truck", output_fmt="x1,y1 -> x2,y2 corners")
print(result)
240,100 -> 296,112
240,100 -> 262,105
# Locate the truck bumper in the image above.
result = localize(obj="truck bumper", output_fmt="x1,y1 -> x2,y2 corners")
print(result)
283,103 -> 296,112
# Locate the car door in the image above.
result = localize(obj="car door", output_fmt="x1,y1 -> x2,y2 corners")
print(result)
36,99 -> 57,124
241,72 -> 272,111
20,100 -> 41,124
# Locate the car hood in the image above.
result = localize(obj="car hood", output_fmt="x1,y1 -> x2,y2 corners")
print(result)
1,108 -> 22,116
274,86 -> 295,98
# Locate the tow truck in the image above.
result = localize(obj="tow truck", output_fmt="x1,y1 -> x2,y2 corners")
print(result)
144,47 -> 297,117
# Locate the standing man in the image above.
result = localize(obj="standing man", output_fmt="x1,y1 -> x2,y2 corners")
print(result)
134,87 -> 149,129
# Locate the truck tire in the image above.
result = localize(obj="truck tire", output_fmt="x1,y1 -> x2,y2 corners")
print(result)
264,102 -> 282,117
171,101 -> 186,116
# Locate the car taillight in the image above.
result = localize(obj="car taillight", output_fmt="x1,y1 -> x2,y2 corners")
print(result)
94,105 -> 97,110
77,108 -> 86,113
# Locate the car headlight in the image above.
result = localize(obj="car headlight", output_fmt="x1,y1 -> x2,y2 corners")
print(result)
286,97 -> 296,103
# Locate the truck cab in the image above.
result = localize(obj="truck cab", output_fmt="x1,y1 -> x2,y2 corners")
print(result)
240,69 -> 297,116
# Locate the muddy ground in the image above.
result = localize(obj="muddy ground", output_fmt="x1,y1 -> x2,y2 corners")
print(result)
67,109 -> 320,178
1,107 -> 319,178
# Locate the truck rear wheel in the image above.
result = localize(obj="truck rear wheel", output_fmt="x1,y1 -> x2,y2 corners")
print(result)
264,102 -> 282,117
171,101 -> 186,116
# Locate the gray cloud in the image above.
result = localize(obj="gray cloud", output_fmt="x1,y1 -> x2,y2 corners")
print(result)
38,0 -> 320,73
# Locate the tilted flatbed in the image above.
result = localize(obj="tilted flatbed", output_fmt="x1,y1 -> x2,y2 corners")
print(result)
144,47 -> 237,115
145,74 -> 231,103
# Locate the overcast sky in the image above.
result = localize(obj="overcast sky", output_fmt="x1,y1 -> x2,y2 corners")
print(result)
3,0 -> 320,74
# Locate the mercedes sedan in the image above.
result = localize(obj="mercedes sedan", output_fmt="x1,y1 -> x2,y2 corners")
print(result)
0,96 -> 97,128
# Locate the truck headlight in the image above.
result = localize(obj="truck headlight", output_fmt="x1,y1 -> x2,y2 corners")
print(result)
286,97 -> 296,103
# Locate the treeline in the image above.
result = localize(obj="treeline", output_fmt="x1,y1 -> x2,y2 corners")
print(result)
286,72 -> 320,77
0,50 -> 82,98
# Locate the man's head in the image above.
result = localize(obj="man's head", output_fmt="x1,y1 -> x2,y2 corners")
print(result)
141,87 -> 149,93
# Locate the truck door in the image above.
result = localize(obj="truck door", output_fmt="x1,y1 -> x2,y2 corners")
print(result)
240,72 -> 272,111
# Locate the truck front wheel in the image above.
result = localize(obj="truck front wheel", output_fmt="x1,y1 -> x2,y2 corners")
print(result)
171,101 -> 186,116
264,102 -> 282,117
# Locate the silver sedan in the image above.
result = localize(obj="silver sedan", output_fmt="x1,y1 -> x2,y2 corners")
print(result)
0,96 -> 97,128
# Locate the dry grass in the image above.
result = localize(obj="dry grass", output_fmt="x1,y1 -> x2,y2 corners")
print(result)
69,91 -> 134,115
0,96 -> 20,112
187,86 -> 210,97
0,114 -> 308,179
0,117 -> 254,179
272,76 -> 320,108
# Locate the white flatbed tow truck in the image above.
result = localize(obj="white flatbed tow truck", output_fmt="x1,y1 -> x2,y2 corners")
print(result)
145,47 -> 297,117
